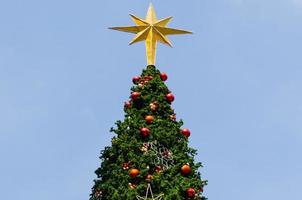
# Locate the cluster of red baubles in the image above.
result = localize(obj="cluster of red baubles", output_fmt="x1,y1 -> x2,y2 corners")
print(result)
132,74 -> 158,84
128,73 -> 192,139
182,164 -> 196,198
139,123 -> 190,139
125,73 -> 199,198
132,73 -> 168,83
130,91 -> 175,103
130,73 -> 175,103
128,164 -> 192,178
128,164 -> 197,198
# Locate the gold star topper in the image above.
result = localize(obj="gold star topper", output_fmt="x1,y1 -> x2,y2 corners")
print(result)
109,3 -> 192,65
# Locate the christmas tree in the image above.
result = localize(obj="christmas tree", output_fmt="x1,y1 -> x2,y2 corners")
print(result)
90,4 -> 207,200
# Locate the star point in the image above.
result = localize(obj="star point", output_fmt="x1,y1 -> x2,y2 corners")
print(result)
109,3 -> 192,65
136,184 -> 164,200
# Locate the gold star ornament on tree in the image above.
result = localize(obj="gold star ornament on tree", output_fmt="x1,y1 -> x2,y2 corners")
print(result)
109,3 -> 192,65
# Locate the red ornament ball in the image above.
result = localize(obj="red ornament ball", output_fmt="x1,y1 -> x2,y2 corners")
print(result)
124,101 -> 131,109
160,73 -> 168,81
166,93 -> 175,103
155,165 -> 162,173
144,76 -> 153,81
145,115 -> 154,124
132,76 -> 141,84
129,168 -> 140,178
181,164 -> 191,175
182,128 -> 191,137
186,188 -> 195,198
145,174 -> 154,182
131,92 -> 140,100
140,128 -> 150,137
123,162 -> 131,170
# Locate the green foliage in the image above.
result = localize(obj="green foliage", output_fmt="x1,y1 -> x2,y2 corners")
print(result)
90,65 -> 207,200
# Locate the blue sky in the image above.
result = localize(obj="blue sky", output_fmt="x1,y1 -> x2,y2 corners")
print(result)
0,0 -> 302,199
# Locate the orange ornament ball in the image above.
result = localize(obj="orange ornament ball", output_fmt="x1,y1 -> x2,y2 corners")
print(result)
181,164 -> 191,175
129,168 -> 140,178
145,115 -> 154,124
